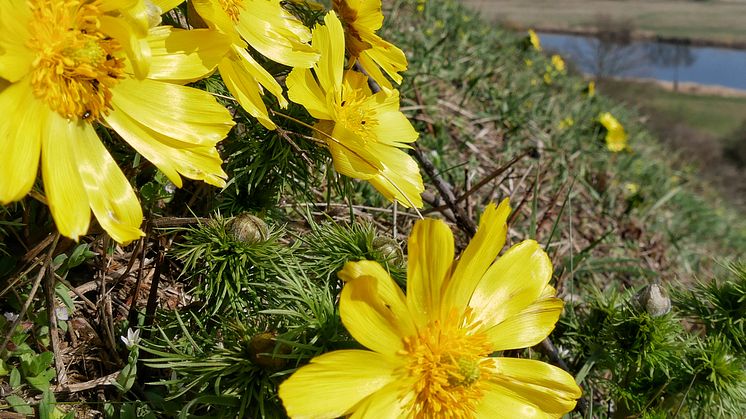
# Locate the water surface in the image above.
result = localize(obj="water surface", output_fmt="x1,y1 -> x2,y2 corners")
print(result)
538,32 -> 746,91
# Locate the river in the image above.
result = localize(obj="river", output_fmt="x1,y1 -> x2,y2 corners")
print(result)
538,32 -> 746,91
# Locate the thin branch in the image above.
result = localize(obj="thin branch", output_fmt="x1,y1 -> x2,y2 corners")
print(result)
0,233 -> 59,355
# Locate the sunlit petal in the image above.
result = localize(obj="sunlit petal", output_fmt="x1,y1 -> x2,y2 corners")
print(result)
41,116 -> 90,241
0,79 -> 43,203
442,199 -> 511,312
279,350 -> 398,419
0,0 -> 34,82
287,67 -> 333,120
468,240 -> 553,329
111,78 -> 234,148
483,296 -> 563,351
235,0 -> 318,68
146,26 -> 230,83
487,357 -> 582,416
76,124 -> 144,244
312,11 -> 345,96
105,104 -> 229,188
406,218 -> 454,326
339,260 -> 416,354
218,55 -> 276,130
349,381 -> 409,419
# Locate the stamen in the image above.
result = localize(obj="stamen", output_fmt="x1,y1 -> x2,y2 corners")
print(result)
27,0 -> 125,121
218,0 -> 244,22
398,309 -> 492,418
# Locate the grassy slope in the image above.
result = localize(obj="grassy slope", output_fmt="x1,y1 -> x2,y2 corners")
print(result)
599,80 -> 746,138
387,0 -> 746,293
462,0 -> 746,45
596,79 -> 746,209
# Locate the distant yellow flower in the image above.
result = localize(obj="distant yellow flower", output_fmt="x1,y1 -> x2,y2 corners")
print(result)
287,12 -> 423,207
624,182 -> 640,196
524,58 -> 534,68
599,112 -> 628,152
587,80 -> 596,97
186,0 -> 319,129
543,72 -> 553,85
528,28 -> 542,51
416,0 -> 426,13
0,0 -> 235,243
559,117 -> 575,130
334,0 -> 408,89
551,54 -> 566,73
279,199 -> 582,417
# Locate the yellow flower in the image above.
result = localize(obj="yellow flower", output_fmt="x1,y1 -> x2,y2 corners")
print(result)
0,0 -> 235,243
286,12 -> 423,208
599,112 -> 628,152
279,199 -> 582,418
624,182 -> 640,196
551,54 -> 566,73
334,0 -> 408,89
559,117 -> 575,130
528,28 -> 541,51
587,80 -> 596,97
186,0 -> 319,129
543,72 -> 553,85
416,0 -> 426,13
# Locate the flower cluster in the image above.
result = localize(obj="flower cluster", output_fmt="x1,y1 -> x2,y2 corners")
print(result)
0,0 -> 422,243
1,2 -> 583,416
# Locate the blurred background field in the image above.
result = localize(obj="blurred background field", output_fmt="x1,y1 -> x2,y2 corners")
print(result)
463,0 -> 746,45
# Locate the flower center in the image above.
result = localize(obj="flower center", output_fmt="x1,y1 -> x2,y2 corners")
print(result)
335,91 -> 377,139
219,0 -> 243,23
398,309 -> 492,418
27,0 -> 125,121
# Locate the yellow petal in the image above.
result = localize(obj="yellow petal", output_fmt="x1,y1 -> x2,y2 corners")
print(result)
406,219 -> 454,326
349,381 -> 408,419
475,382 -> 553,419
338,260 -> 415,355
366,145 -> 424,208
100,15 -> 151,79
312,12 -> 345,96
104,106 -> 228,188
328,123 -> 383,178
0,0 -> 33,82
486,357 -> 582,416
0,79 -> 42,203
286,67 -> 333,120
340,0 -> 384,31
111,78 -> 234,148
278,350 -> 398,419
41,116 -> 90,241
468,240 -> 553,329
149,0 -> 183,12
483,297 -> 563,351
442,199 -> 511,313
218,55 -> 276,130
233,46 -> 288,107
146,26 -> 230,84
100,0 -> 150,36
358,35 -> 407,86
367,90 -> 418,145
236,0 -> 318,68
342,69 -> 372,94
76,124 -> 144,244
